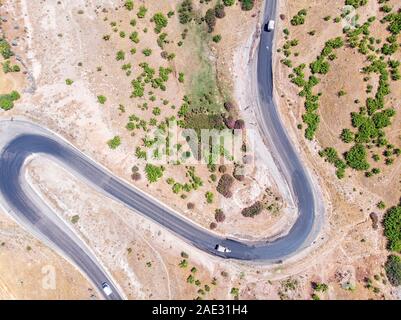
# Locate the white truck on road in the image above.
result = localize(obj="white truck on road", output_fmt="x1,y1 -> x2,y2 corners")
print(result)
267,20 -> 275,32
102,282 -> 113,296
215,245 -> 231,253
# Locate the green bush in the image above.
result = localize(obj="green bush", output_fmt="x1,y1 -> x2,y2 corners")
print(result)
137,6 -> 147,18
205,9 -> 216,33
372,109 -> 396,129
116,50 -> 125,61
215,4 -> 225,18
124,0 -> 134,11
345,0 -> 368,9
212,35 -> 222,43
341,129 -> 354,143
153,13 -> 168,33
385,255 -> 401,286
178,72 -> 185,83
129,32 -> 140,43
216,174 -> 234,198
178,0 -> 194,24
97,95 -> 107,104
384,206 -> 401,252
142,48 -> 152,56
290,9 -> 307,26
345,144 -> 370,171
302,112 -> 320,140
0,38 -> 13,59
145,164 -> 164,183
241,0 -> 255,11
131,79 -> 145,97
223,0 -> 235,6
0,90 -> 21,111
205,191 -> 214,204
107,136 -> 121,149
387,12 -> 401,35
242,201 -> 263,217
310,58 -> 330,74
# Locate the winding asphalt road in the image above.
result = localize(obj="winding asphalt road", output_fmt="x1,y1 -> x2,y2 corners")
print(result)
0,0 -> 321,300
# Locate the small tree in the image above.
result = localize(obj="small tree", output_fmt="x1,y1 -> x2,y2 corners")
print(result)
215,4 -> 225,18
205,9 -> 216,33
223,0 -> 235,6
215,209 -> 226,222
97,95 -> 107,104
124,0 -> 134,11
385,255 -> 401,286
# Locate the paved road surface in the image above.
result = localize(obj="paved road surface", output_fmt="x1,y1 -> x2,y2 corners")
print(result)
0,0 -> 321,300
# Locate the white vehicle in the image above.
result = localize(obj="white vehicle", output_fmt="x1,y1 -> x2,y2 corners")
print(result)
267,20 -> 275,32
215,245 -> 231,253
102,282 -> 113,296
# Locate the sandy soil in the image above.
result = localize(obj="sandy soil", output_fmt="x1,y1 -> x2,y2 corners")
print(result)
0,210 -> 96,299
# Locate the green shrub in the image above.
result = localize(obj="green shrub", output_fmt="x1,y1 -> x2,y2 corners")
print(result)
215,4 -> 225,18
242,201 -> 263,217
130,32 -> 140,43
178,72 -> 185,83
241,0 -> 255,11
205,191 -> 214,204
205,9 -> 216,33
387,12 -> 401,35
107,136 -> 121,149
0,90 -> 21,111
124,0 -> 134,11
137,6 -> 147,18
0,38 -> 13,59
291,9 -> 307,26
153,13 -> 168,33
223,0 -> 235,5
310,58 -> 330,74
341,129 -> 354,143
302,112 -> 320,140
384,206 -> 401,252
145,164 -> 164,183
178,0 -> 194,24
116,50 -> 125,61
345,144 -> 370,171
345,0 -> 368,9
385,255 -> 401,286
216,174 -> 234,198
212,35 -> 222,43
131,79 -> 145,97
97,95 -> 107,104
142,48 -> 152,56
